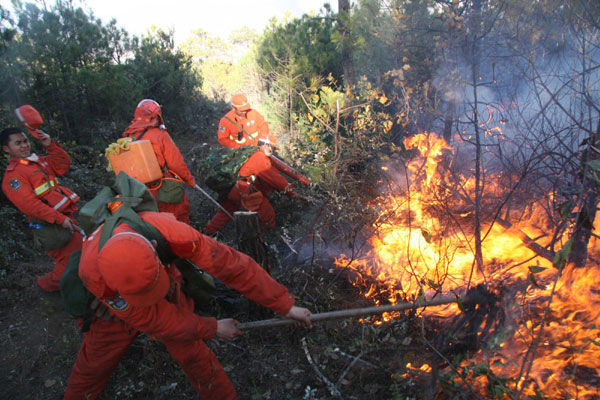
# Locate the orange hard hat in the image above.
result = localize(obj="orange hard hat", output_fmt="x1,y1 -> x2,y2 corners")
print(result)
98,231 -> 170,307
135,99 -> 162,119
231,94 -> 251,111
14,105 -> 43,138
124,99 -> 164,135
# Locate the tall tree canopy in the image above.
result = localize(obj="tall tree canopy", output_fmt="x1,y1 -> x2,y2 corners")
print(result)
1,1 -> 204,145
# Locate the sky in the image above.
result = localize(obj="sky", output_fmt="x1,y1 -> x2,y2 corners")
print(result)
2,0 -> 336,45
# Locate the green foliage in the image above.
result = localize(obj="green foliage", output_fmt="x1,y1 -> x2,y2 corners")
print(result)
179,27 -> 259,102
128,28 -> 201,134
254,6 -> 342,133
277,74 -> 413,250
438,360 -> 523,400
0,1 -> 207,148
291,76 -> 402,188
257,6 -> 342,86
552,238 -> 573,270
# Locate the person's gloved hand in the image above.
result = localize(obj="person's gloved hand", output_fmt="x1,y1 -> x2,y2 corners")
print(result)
90,298 -> 119,321
236,131 -> 243,141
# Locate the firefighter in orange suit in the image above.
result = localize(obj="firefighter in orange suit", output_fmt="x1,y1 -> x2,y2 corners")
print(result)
205,95 -> 299,235
122,99 -> 195,223
64,210 -> 312,399
1,127 -> 83,292
203,145 -> 298,235
217,93 -> 276,149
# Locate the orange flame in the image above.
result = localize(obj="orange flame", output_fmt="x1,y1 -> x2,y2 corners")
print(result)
334,132 -> 600,397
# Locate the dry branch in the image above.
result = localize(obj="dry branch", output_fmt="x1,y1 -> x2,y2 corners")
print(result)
301,337 -> 342,398
447,181 -> 555,262
492,216 -> 555,261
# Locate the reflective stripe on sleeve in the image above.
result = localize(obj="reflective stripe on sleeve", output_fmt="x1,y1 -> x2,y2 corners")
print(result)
33,178 -> 58,195
53,196 -> 68,210
52,191 -> 78,210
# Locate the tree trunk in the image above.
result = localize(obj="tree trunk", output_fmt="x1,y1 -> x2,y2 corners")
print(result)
568,118 -> 600,267
234,211 -> 272,319
339,0 -> 355,86
470,0 -> 485,280
234,211 -> 271,273
442,100 -> 456,143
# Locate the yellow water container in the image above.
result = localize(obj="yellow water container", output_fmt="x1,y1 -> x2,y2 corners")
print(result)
107,140 -> 162,183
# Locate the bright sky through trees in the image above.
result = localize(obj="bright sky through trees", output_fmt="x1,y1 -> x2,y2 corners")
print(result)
14,0 -> 336,45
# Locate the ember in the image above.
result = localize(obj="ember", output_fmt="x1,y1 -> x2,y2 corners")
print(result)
335,132 -> 600,398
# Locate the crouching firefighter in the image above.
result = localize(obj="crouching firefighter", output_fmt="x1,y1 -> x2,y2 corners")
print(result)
61,172 -> 312,399
203,140 -> 307,236
1,127 -> 82,292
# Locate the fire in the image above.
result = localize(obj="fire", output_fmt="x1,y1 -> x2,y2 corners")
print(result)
334,132 -> 600,397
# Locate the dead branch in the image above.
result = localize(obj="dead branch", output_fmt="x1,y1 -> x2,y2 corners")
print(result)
447,181 -> 556,262
493,216 -> 555,261
301,337 -> 342,398
333,348 -> 381,370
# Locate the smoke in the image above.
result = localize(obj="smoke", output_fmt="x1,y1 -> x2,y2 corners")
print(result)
430,18 -> 600,191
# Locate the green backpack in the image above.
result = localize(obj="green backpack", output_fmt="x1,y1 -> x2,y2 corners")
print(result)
60,249 -> 91,329
59,172 -> 215,330
203,146 -> 259,192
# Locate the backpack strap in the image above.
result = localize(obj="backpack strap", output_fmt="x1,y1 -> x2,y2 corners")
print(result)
223,115 -> 255,142
133,127 -> 150,141
97,205 -> 176,265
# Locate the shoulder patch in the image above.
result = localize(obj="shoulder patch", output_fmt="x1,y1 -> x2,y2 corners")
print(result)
9,178 -> 21,190
219,125 -> 226,133
104,295 -> 129,312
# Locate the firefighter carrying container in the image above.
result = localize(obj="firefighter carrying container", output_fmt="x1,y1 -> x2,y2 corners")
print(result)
105,139 -> 162,184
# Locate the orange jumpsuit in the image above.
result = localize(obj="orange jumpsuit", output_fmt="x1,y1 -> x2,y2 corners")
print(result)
207,109 -> 295,235
203,151 -> 295,235
218,108 -> 275,148
1,141 -> 82,291
123,127 -> 195,223
64,211 -> 295,399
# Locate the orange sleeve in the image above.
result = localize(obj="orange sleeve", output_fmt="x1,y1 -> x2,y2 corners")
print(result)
43,141 -> 71,176
256,166 -> 292,192
2,168 -> 67,224
158,130 -> 195,186
253,111 -> 274,143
